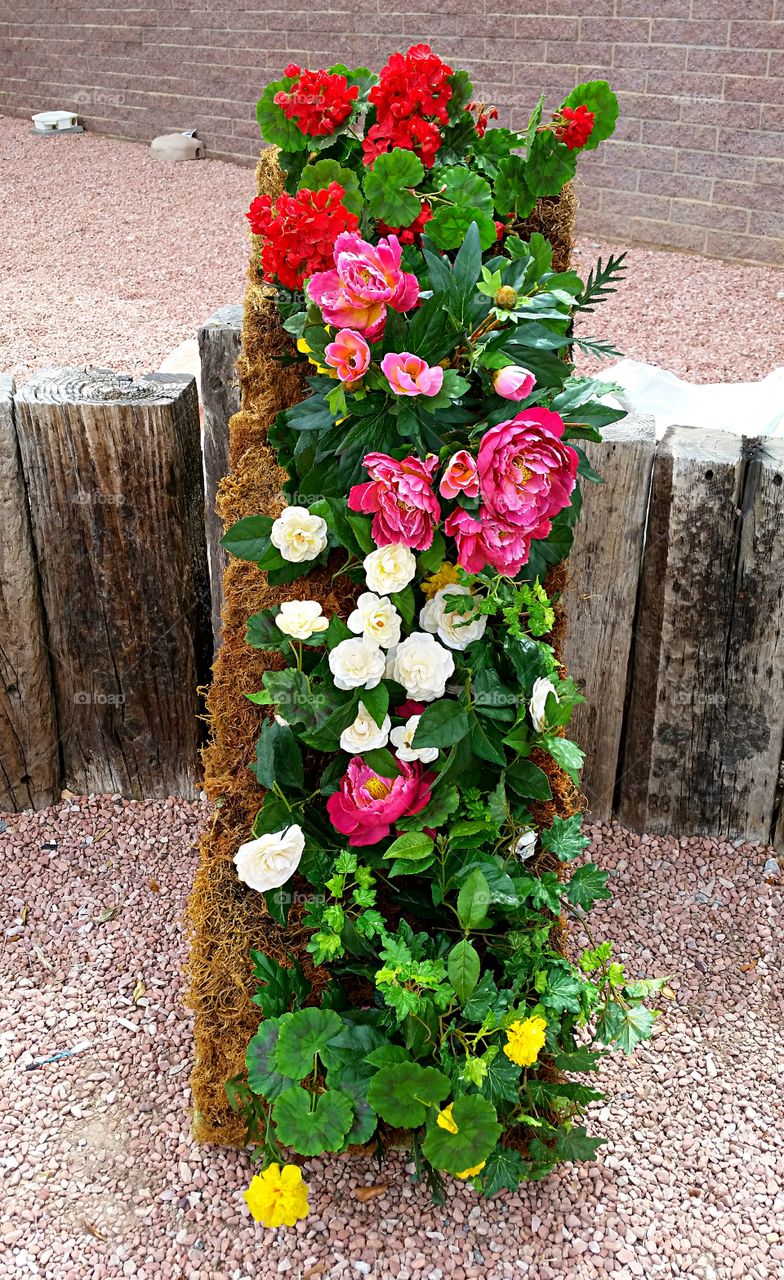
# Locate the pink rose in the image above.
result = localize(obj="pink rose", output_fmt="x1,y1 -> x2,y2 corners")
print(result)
324,329 -> 371,384
492,365 -> 536,401
439,449 -> 479,500
326,757 -> 434,846
308,231 -> 420,340
477,407 -> 578,542
380,352 -> 444,398
348,452 -> 441,550
445,506 -> 532,578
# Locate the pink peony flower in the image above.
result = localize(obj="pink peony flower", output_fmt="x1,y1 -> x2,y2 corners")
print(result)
439,449 -> 479,500
348,452 -> 441,550
308,231 -> 420,340
444,507 -> 486,574
492,365 -> 536,401
326,757 -> 435,846
477,407 -> 578,542
380,352 -> 444,398
445,506 -> 532,578
324,328 -> 371,384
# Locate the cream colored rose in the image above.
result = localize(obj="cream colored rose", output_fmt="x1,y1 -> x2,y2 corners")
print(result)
529,677 -> 559,732
347,592 -> 402,649
419,585 -> 487,651
513,829 -> 537,862
234,824 -> 305,893
328,637 -> 386,691
390,632 -> 455,702
270,506 -> 328,563
390,714 -> 439,764
340,702 -> 392,754
363,543 -> 417,594
276,599 -> 329,640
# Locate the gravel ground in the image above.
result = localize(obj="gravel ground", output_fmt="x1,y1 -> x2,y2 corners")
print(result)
1,796 -> 782,1280
1,115 -> 782,386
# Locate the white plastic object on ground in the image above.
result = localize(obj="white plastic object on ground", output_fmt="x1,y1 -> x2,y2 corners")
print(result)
600,358 -> 784,440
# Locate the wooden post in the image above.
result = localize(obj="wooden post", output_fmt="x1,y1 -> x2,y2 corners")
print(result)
562,414 -> 655,820
14,368 -> 212,800
198,306 -> 243,653
0,375 -> 60,811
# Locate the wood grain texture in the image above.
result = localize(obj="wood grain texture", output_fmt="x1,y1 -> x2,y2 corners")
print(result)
199,306 -> 243,654
0,375 -> 60,811
562,414 -> 656,821
14,369 -> 212,799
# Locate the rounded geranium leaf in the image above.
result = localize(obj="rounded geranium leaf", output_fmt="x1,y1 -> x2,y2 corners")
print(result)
427,204 -> 498,251
256,80 -> 311,151
439,166 -> 494,216
525,131 -> 578,197
245,1017 -> 298,1100
272,1086 -> 354,1155
364,149 -> 425,225
560,80 -> 619,150
422,1094 -> 502,1175
366,1063 -> 450,1128
275,1007 -> 344,1079
494,155 -> 537,220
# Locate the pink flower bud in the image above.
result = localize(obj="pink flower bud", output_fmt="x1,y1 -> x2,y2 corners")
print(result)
380,352 -> 444,398
492,365 -> 537,401
439,449 -> 479,500
324,328 -> 371,383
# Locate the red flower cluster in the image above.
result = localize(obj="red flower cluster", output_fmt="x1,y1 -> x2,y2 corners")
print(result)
362,43 -> 454,168
246,183 -> 359,291
469,100 -> 500,139
554,104 -> 595,150
273,66 -> 359,137
377,200 -> 433,245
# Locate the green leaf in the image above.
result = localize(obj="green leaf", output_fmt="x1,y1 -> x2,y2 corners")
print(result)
396,783 -> 460,832
275,1007 -> 344,1079
540,813 -> 590,862
525,131 -> 577,198
541,966 -> 582,1014
427,204 -> 497,252
596,1003 -> 657,1054
480,1054 -> 521,1106
506,757 -> 553,801
366,1063 -> 450,1128
360,681 -> 389,729
555,1124 -> 607,1162
221,514 -> 273,562
300,158 -> 363,215
457,869 -> 491,931
422,1094 -> 502,1176
566,863 -> 611,910
250,951 -> 309,1018
256,79 -> 311,151
390,585 -> 415,629
560,80 -> 619,150
250,719 -> 305,791
541,735 -> 585,784
411,701 -> 470,749
470,715 -> 507,766
364,1044 -> 412,1070
383,831 -> 435,862
387,854 -> 436,878
362,747 -> 403,777
364,148 -> 424,224
440,165 -> 494,216
272,1086 -> 354,1155
494,155 -> 536,219
481,1146 -> 529,1195
448,940 -> 480,1006
245,1018 -> 297,1100
245,609 -> 287,651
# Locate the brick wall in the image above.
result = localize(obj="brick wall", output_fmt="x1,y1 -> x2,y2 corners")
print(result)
1,2 -> 783,264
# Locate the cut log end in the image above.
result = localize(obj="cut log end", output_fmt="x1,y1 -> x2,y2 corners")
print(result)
16,367 -> 195,408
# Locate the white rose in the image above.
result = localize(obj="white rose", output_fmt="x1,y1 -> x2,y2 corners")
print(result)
276,599 -> 329,640
391,632 -> 455,702
340,702 -> 391,754
390,714 -> 439,764
328,637 -> 386,691
513,830 -> 537,862
347,592 -> 401,649
419,585 -> 487,651
529,677 -> 559,732
234,824 -> 305,893
363,543 -> 417,594
270,506 -> 328,563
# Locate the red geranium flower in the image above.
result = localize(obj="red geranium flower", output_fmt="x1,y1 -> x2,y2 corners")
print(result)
273,67 -> 359,138
554,104 -> 595,150
377,200 -> 433,245
362,43 -> 454,168
245,182 -> 360,291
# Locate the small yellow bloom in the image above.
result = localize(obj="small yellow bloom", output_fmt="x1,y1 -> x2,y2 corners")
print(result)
436,1104 -> 459,1134
243,1163 -> 309,1228
296,336 -> 334,378
422,562 -> 461,600
456,1160 -> 486,1179
503,1015 -> 548,1068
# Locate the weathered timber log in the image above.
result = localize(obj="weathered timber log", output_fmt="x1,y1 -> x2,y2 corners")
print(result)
562,414 -> 656,820
14,368 -> 212,799
199,306 -> 243,653
0,375 -> 60,811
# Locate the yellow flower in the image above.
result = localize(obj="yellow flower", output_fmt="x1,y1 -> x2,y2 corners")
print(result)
503,1015 -> 548,1068
243,1163 -> 309,1228
456,1160 -> 486,1179
296,336 -> 334,378
422,562 -> 461,600
436,1104 -> 459,1134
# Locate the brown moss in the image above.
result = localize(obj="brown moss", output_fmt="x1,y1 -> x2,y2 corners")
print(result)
187,149 -> 581,1146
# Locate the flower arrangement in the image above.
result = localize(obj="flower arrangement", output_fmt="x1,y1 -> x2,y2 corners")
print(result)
221,46 -> 664,1225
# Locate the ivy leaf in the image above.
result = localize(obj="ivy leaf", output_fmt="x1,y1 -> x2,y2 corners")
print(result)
457,869 -> 491,931
422,1094 -> 502,1176
555,1124 -> 607,1162
494,155 -> 537,219
366,1063 -> 450,1128
554,1046 -> 605,1072
249,951 -> 309,1018
250,719 -> 304,792
383,831 -> 434,862
275,1007 -> 344,1079
566,863 -> 611,910
448,940 -> 480,1005
514,871 -> 561,913
540,813 -> 590,862
245,609 -> 287,651
245,1018 -> 297,1100
596,1003 -> 658,1054
541,735 -> 585,784
461,972 -> 500,1023
541,966 -> 583,1014
272,1086 -> 354,1155
363,148 -> 424,224
480,1053 -> 521,1106
560,80 -> 619,151
525,131 -> 577,197
481,1146 -> 529,1195
412,701 -> 470,749
300,158 -> 363,216
221,514 -> 273,562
